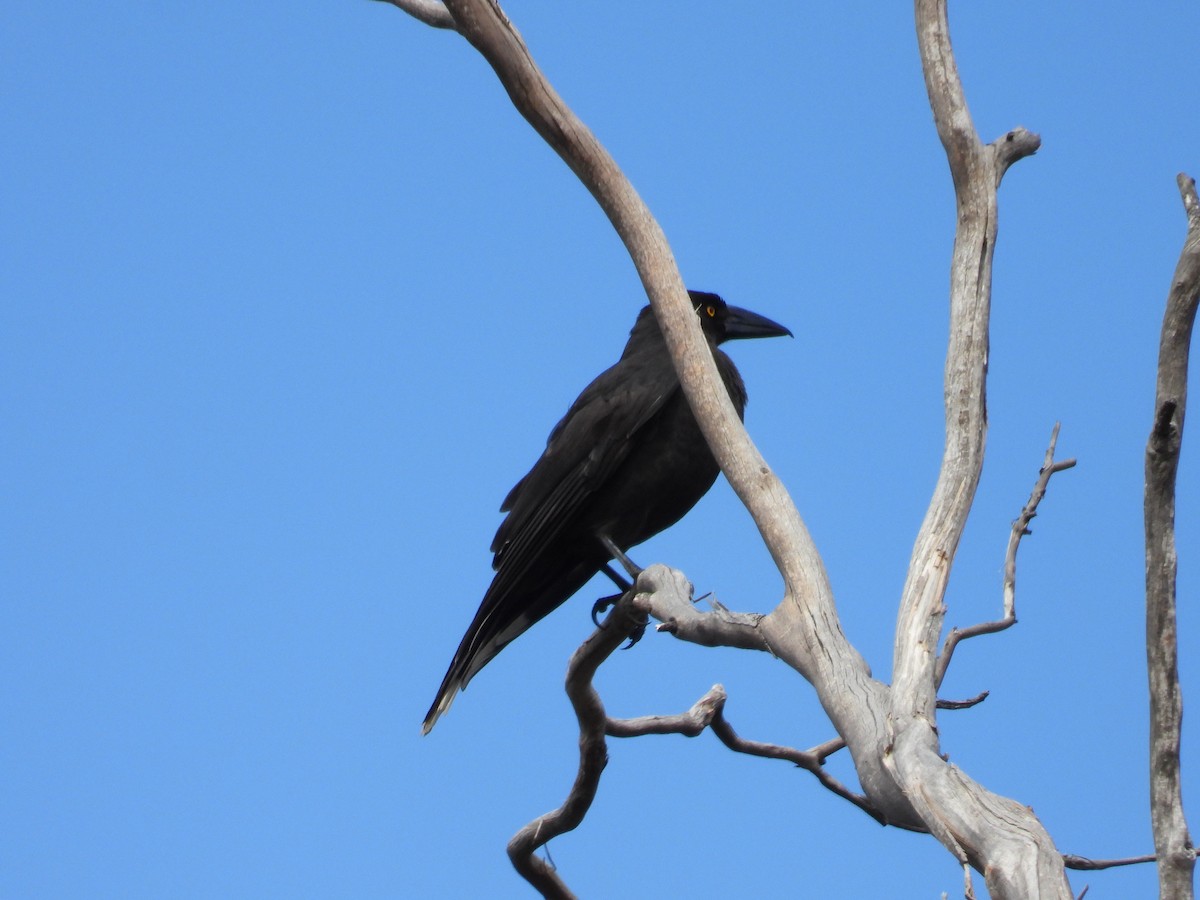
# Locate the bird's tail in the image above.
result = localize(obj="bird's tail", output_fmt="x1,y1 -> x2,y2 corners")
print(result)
421,667 -> 463,735
421,561 -> 601,733
421,598 -> 520,734
417,628 -> 482,734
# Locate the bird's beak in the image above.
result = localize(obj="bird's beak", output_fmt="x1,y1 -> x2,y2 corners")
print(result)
722,306 -> 793,340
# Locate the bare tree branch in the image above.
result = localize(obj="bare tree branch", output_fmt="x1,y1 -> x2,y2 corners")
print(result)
605,683 -> 727,738
1145,172 -> 1200,898
935,691 -> 989,711
707,709 -> 890,827
935,424 -> 1075,688
876,3 -> 1074,897
992,128 -> 1042,182
607,683 -> 892,828
506,594 -> 646,898
897,0 -> 1041,727
629,564 -> 771,652
1063,853 -> 1157,872
1002,424 -> 1077,618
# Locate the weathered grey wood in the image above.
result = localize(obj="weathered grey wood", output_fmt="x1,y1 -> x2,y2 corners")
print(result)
1145,173 -> 1200,899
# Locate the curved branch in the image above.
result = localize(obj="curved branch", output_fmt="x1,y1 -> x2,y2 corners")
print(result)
708,709 -> 890,827
506,595 -> 646,898
992,128 -> 1042,183
1145,172 -> 1200,898
914,0 -> 979,189
390,0 -> 903,840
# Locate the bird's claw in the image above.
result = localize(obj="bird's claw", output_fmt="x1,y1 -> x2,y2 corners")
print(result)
591,594 -> 647,649
591,593 -> 622,627
620,621 -> 647,650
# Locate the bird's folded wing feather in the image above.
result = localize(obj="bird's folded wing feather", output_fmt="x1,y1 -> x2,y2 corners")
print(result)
490,359 -> 675,575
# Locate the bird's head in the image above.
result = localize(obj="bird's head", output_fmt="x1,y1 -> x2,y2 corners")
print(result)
688,290 -> 793,345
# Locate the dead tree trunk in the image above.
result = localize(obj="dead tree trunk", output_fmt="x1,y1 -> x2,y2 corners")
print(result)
1145,174 -> 1200,899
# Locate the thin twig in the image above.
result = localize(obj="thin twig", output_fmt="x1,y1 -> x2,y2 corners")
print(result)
710,712 -> 903,828
1062,853 -> 1157,871
1002,424 -> 1077,621
935,424 -> 1075,688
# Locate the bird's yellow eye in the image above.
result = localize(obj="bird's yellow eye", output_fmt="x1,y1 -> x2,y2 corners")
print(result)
706,305 -> 716,317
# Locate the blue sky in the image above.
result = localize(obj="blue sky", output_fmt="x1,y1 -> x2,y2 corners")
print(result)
4,2 -> 1198,897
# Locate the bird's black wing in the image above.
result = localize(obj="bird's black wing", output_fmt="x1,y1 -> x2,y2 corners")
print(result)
421,355 -> 677,733
490,353 -> 675,571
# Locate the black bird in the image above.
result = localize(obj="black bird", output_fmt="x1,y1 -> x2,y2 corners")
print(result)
422,291 -> 790,733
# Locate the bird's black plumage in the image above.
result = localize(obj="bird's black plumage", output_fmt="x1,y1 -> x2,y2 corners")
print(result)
422,291 -> 790,733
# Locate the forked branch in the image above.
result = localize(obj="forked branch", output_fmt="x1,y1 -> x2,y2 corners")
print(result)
896,0 -> 1042,721
607,679 -> 887,827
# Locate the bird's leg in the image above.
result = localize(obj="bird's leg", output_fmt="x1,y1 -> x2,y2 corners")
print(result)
591,534 -> 647,647
600,563 -> 632,592
597,533 -> 643,580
